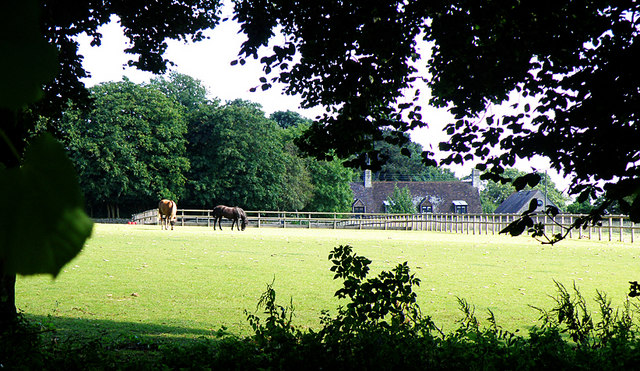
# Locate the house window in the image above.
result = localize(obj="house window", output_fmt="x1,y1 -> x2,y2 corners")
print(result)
452,200 -> 468,214
352,199 -> 366,215
419,198 -> 433,214
421,205 -> 433,213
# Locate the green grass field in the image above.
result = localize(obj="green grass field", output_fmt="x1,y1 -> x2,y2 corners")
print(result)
16,223 -> 640,342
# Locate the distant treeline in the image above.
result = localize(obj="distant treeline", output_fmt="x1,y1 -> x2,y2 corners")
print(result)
46,73 -> 454,218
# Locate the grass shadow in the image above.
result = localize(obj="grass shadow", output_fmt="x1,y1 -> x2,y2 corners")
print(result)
24,313 -> 232,346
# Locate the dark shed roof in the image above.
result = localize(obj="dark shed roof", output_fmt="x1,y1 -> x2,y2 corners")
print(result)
493,189 -> 558,214
349,181 -> 482,214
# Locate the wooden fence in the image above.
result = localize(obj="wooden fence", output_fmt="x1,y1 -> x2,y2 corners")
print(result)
131,209 -> 640,243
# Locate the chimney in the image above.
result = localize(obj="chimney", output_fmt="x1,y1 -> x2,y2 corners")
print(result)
471,168 -> 480,189
364,169 -> 372,188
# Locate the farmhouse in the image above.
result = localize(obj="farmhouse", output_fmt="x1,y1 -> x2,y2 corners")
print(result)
493,189 -> 558,214
350,170 -> 482,214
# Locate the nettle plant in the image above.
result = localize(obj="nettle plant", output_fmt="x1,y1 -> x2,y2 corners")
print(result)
323,245 -> 425,331
247,244 -> 440,347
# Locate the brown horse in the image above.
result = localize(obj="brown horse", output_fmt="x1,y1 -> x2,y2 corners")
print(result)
212,205 -> 247,231
158,199 -> 177,230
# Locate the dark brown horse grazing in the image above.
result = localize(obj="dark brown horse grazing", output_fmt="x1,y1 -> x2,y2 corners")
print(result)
212,205 -> 247,231
158,199 -> 177,230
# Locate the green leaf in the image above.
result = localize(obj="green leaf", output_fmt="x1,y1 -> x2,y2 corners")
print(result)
0,1 -> 58,109
526,173 -> 541,187
513,176 -> 528,191
0,133 -> 93,277
524,198 -> 538,215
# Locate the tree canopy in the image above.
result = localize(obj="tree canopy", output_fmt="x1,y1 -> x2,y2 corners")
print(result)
56,77 -> 354,214
58,79 -> 190,217
232,1 -> 640,222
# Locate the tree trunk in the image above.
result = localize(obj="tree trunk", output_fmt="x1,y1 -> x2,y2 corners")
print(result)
0,260 -> 17,331
0,109 -> 22,330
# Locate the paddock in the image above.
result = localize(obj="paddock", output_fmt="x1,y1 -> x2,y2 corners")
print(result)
16,224 -> 637,343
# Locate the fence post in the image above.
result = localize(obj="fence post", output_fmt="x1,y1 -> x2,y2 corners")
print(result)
578,216 -> 583,239
608,216 -> 613,241
181,209 -> 185,226
568,215 -> 573,239
472,215 -> 476,235
598,220 -> 602,240
466,215 -> 470,234
620,216 -> 624,242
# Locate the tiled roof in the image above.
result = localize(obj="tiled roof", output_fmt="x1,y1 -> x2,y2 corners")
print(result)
493,189 -> 558,214
349,181 -> 482,214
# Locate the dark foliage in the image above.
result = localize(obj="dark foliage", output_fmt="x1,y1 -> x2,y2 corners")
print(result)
232,0 -> 640,228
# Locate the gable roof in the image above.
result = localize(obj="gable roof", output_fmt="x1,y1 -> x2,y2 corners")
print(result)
349,181 -> 482,214
493,189 -> 558,214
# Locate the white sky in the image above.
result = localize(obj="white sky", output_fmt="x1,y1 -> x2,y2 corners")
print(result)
76,14 -> 572,194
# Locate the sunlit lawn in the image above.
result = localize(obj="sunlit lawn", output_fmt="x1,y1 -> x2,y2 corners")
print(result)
16,223 -> 640,342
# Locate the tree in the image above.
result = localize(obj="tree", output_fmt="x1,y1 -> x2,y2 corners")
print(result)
1,0 -> 219,327
185,99 -> 313,210
270,110 -> 311,129
373,132 -> 457,182
305,158 -> 355,213
232,1 -> 640,224
277,122 -> 355,213
386,185 -> 417,214
58,79 -> 190,217
566,201 -> 594,215
481,169 -> 569,214
183,102 -> 221,208
150,72 -> 210,111
567,198 -> 621,215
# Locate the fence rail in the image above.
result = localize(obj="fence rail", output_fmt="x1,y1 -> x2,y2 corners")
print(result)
130,209 -> 640,243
